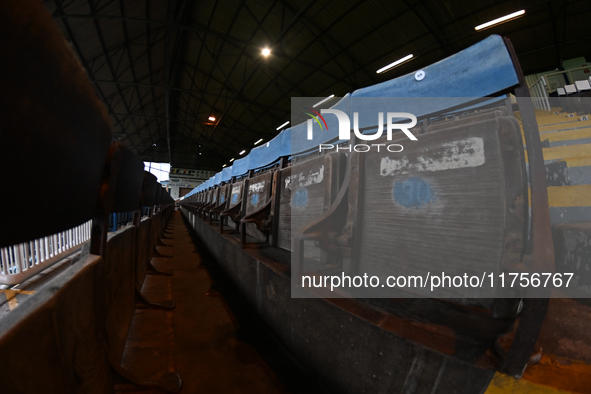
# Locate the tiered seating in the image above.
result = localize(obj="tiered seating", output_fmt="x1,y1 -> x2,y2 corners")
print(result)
514,93 -> 591,298
4,1 -> 580,392
0,1 -> 180,392
180,34 -> 554,379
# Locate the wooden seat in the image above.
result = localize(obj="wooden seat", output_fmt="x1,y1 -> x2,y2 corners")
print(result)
220,180 -> 246,232
199,186 -> 220,219
197,188 -> 209,217
292,35 -> 553,377
240,170 -> 276,246
209,183 -> 231,225
277,153 -> 345,270
352,112 -> 526,304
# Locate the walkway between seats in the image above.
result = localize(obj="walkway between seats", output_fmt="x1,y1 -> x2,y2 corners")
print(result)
116,210 -> 289,394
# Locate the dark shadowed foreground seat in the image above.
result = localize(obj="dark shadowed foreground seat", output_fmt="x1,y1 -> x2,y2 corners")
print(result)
0,3 -> 111,248
0,1 -> 180,392
0,1 -> 114,391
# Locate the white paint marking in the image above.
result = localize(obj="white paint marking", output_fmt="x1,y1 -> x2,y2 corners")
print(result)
231,185 -> 241,199
285,165 -> 324,190
249,181 -> 266,193
380,137 -> 485,176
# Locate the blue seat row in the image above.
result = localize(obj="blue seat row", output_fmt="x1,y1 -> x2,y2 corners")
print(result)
184,34 -> 520,196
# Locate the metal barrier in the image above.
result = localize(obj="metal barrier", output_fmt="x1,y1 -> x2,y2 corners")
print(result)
527,75 -> 551,111
526,66 -> 591,111
0,220 -> 91,285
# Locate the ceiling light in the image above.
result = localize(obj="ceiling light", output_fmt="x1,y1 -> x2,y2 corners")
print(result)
475,10 -> 525,31
239,150 -> 246,155
254,138 -> 263,145
377,54 -> 414,74
222,164 -> 227,168
262,48 -> 271,56
208,116 -> 216,122
230,158 -> 235,162
313,94 -> 335,108
276,121 -> 290,130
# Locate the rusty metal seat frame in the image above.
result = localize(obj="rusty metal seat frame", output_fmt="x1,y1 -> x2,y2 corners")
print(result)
239,171 -> 277,247
292,36 -> 553,378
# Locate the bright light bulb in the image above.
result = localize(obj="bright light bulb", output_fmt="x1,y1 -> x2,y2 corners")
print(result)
262,48 -> 271,56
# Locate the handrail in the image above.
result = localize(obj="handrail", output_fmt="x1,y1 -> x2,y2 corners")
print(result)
527,65 -> 591,89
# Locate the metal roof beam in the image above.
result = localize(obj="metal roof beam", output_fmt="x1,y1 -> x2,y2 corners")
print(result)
52,0 -> 150,154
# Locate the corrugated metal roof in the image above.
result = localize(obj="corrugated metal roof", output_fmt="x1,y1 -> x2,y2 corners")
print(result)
42,0 -> 591,170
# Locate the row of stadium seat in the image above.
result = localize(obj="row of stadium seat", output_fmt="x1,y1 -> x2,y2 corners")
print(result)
180,35 -> 555,378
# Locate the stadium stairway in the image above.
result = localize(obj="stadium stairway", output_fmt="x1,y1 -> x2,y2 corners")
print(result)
516,107 -> 591,297
115,210 -> 324,394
